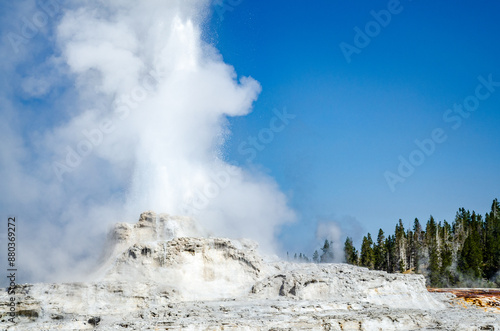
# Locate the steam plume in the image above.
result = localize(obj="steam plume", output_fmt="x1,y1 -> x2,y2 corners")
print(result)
316,222 -> 344,263
0,0 -> 294,284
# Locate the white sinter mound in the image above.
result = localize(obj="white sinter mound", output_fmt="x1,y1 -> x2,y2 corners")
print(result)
1,212 -> 499,330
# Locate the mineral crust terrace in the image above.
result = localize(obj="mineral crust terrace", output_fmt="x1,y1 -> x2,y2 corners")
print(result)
1,211 -> 499,330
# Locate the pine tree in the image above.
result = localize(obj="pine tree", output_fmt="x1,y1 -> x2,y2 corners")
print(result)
458,212 -> 483,279
360,233 -> 374,269
320,239 -> 335,263
453,208 -> 470,246
483,199 -> 500,279
313,250 -> 319,263
412,218 -> 423,272
439,220 -> 453,286
344,237 -> 358,265
426,216 -> 440,286
395,219 -> 407,272
373,229 -> 386,271
406,229 -> 414,271
385,235 -> 397,273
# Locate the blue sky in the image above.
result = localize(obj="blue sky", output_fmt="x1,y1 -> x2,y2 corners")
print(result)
208,0 -> 500,252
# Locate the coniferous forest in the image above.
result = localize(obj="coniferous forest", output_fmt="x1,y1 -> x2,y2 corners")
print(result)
293,199 -> 500,288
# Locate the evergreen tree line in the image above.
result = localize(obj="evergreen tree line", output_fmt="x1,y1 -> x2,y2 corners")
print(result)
289,239 -> 336,263
343,199 -> 500,287
289,199 -> 500,287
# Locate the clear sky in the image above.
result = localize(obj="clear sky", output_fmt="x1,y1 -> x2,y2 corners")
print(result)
208,0 -> 500,252
1,0 -> 500,281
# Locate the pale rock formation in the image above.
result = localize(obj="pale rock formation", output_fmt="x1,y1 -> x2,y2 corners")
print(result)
1,211 -> 499,330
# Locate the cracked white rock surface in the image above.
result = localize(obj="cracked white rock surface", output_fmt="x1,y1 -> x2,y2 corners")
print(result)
1,211 -> 499,330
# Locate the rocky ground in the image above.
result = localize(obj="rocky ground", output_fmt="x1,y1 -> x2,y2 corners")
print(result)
1,211 -> 499,330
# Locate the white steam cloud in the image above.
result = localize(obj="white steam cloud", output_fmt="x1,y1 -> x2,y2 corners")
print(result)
0,0 -> 294,285
316,222 -> 344,263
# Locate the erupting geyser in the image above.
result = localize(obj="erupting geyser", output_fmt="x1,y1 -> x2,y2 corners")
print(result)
2,0 -> 296,285
2,0 -> 500,329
